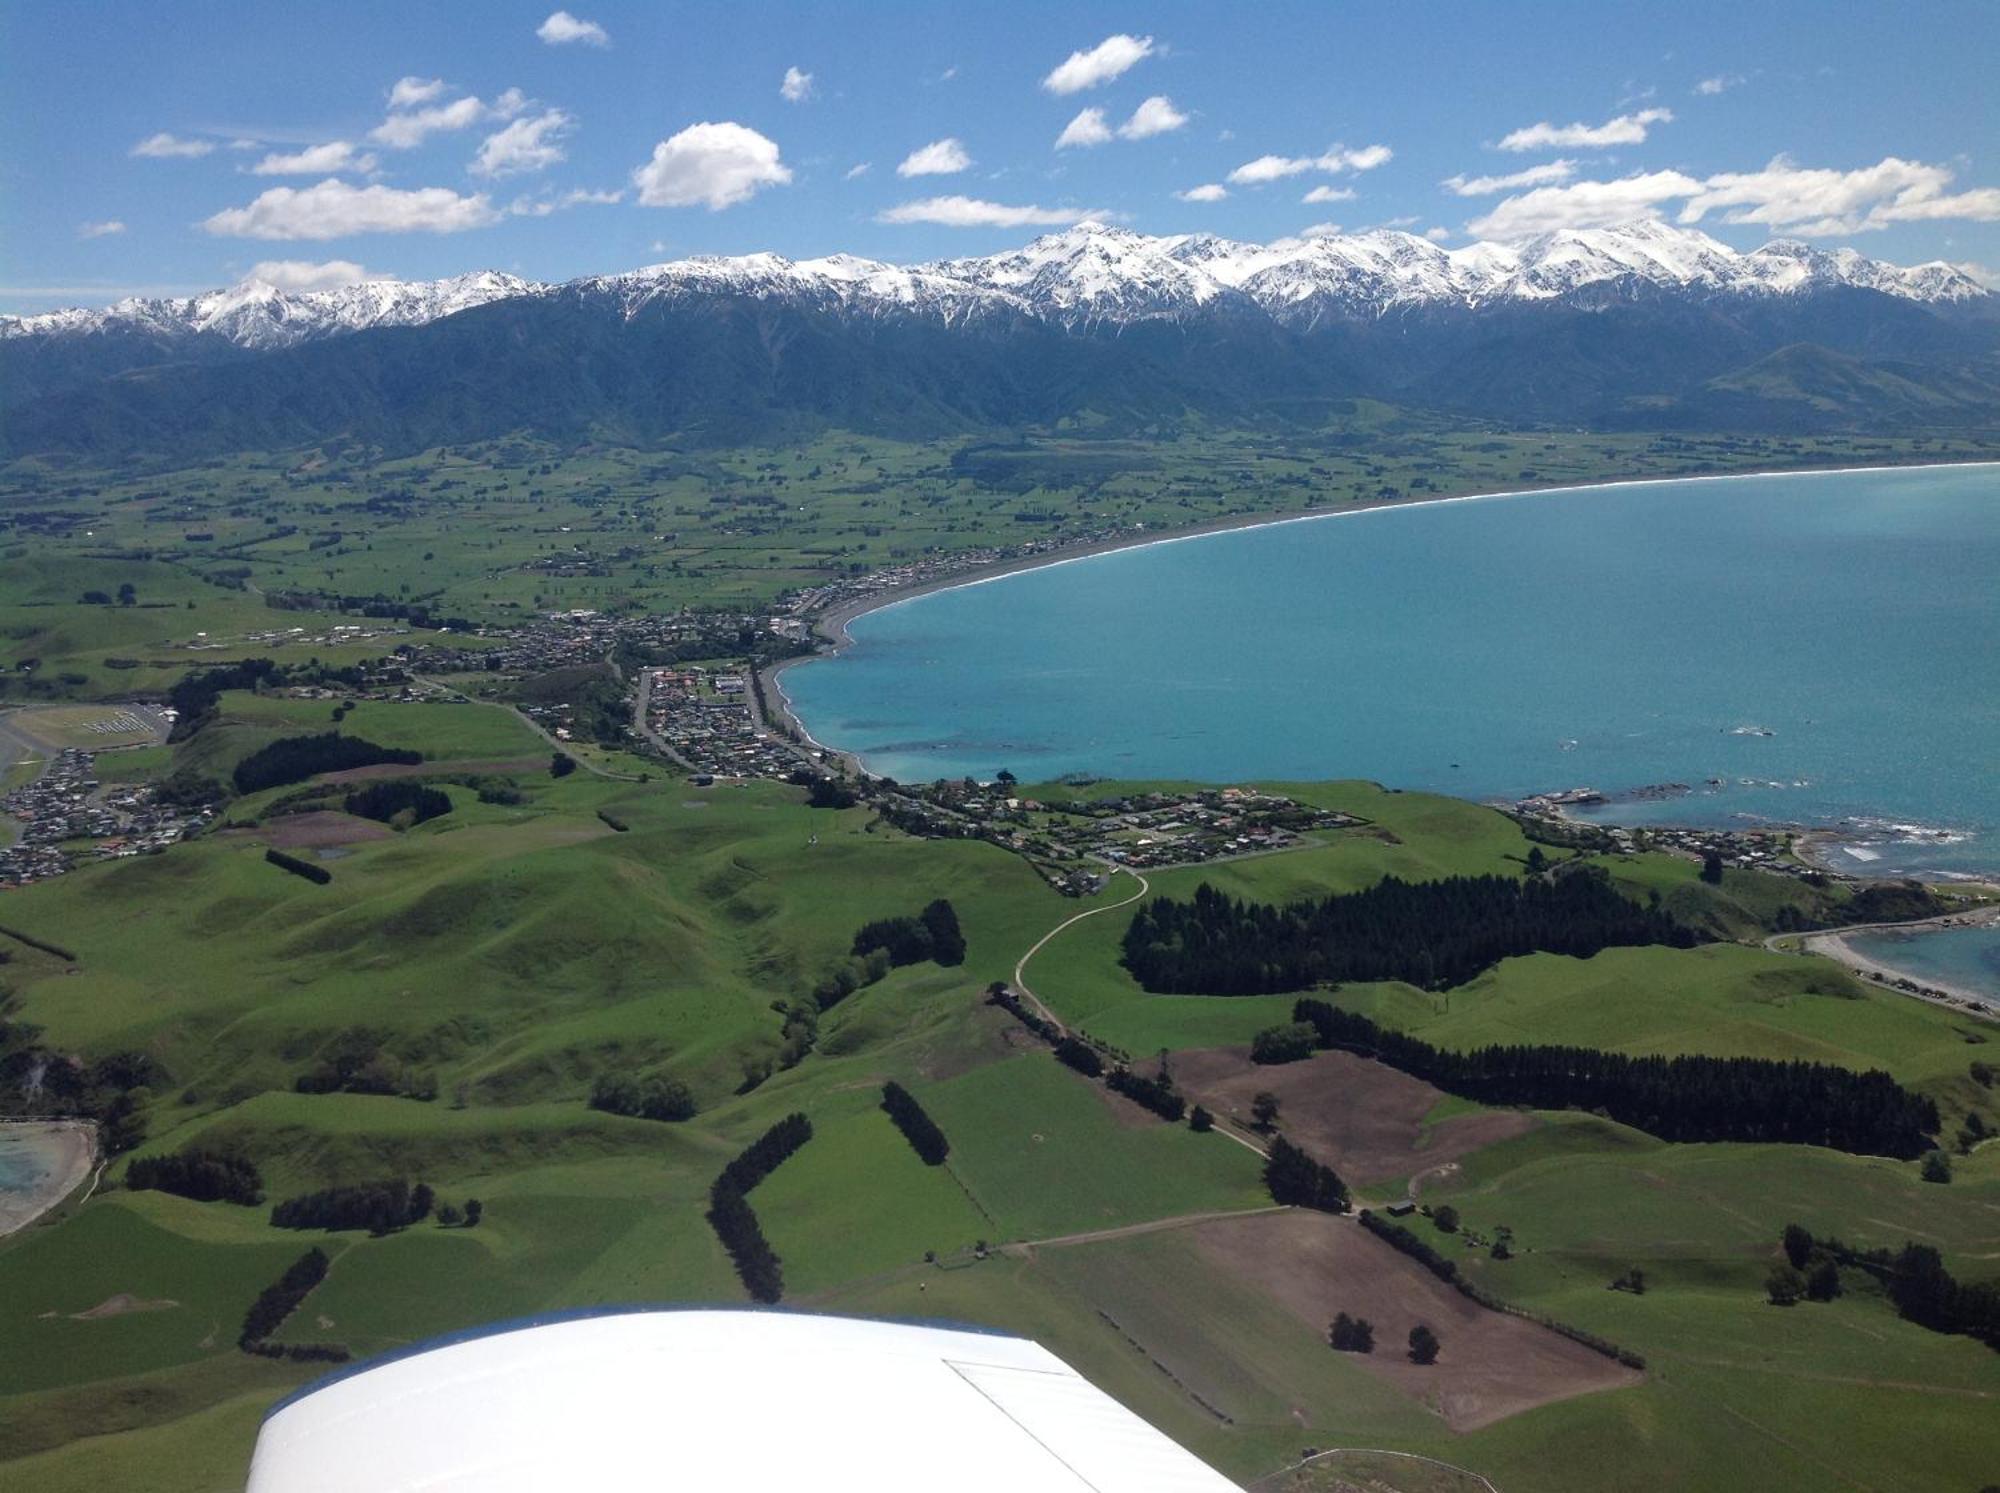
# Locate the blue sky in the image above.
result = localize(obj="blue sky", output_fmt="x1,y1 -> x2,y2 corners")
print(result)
4,1 -> 1998,311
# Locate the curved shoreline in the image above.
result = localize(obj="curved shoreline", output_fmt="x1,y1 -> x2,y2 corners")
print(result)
761,455 -> 1998,802
1801,909 -> 2000,1016
0,1119 -> 97,1237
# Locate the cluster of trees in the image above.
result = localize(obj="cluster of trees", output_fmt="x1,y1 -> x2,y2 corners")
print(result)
1054,1037 -> 1104,1078
851,899 -> 967,969
1776,1224 -> 1997,1347
234,733 -> 421,794
265,847 -> 331,885
1106,1066 -> 1186,1122
344,780 -> 452,825
126,1148 -> 263,1205
802,775 -> 859,810
550,752 -> 578,778
270,1178 -> 436,1235
1264,1136 -> 1350,1213
295,1032 -> 435,1101
1329,1312 -> 1375,1352
1294,998 -> 1938,1158
706,1113 -> 813,1303
239,1246 -> 343,1357
1250,1022 -> 1318,1066
986,983 -> 1062,1045
0,1020 -> 155,1154
1357,1209 -> 1646,1370
881,1081 -> 950,1165
167,658 -> 281,735
589,1072 -> 697,1123
1122,872 -> 1699,995
811,948 -> 893,1012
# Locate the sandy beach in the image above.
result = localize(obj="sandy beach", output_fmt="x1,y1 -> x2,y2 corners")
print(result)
0,1120 -> 97,1236
1789,907 -> 2000,1017
759,456 -> 2000,776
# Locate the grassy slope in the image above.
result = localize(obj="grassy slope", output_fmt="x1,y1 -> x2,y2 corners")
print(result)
1,745 -> 1994,1492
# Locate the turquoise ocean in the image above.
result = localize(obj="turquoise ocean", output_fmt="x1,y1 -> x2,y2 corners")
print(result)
781,463 -> 1998,882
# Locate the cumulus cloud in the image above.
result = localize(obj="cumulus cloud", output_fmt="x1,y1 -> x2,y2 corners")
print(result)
781,66 -> 814,103
245,259 -> 385,291
1296,221 -> 1343,239
1175,183 -> 1228,202
632,122 -> 791,209
1442,160 -> 1577,196
389,77 -> 446,108
1302,184 -> 1355,204
877,195 -> 1100,228
77,220 -> 127,238
370,94 -> 493,149
1695,74 -> 1743,96
1055,108 -> 1112,150
537,10 -> 608,46
473,110 -> 573,178
202,180 -> 502,239
1228,143 -> 1391,185
1425,226 -> 1452,242
1466,169 -> 1701,238
1497,108 -> 1672,152
1041,33 -> 1154,94
1119,95 -> 1188,140
897,137 -> 972,177
250,141 -> 378,176
1951,261 -> 2000,289
1468,154 -> 2000,239
132,132 -> 213,159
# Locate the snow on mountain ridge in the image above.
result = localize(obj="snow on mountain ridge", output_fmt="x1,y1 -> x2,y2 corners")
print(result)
3,222 -> 1985,349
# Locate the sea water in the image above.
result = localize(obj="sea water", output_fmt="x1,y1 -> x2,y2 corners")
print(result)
1846,923 -> 2000,998
781,464 -> 1999,880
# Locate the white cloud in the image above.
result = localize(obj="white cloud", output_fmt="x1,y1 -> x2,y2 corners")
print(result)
1951,261 -> 2000,290
781,66 -> 814,103
897,137 -> 972,177
1302,184 -> 1355,204
1119,96 -> 1188,140
77,220 -> 127,239
250,141 -> 378,176
1425,226 -> 1452,242
1041,33 -> 1154,94
389,77 -> 446,108
370,94 -> 491,149
508,187 -> 622,217
1695,74 -> 1743,96
1175,183 -> 1228,203
245,258 -> 385,291
537,10 -> 608,46
1497,107 -> 1673,152
1055,108 -> 1112,150
1466,169 -> 1701,238
1228,143 -> 1391,185
132,132 -> 213,159
1681,156 -> 2000,233
473,110 -> 573,178
202,180 -> 502,239
878,195 -> 1100,228
632,122 -> 791,209
844,162 -> 871,180
1297,221 -> 1343,239
1442,160 -> 1577,196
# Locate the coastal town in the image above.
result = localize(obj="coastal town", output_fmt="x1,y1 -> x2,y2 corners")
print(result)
0,746 -> 212,887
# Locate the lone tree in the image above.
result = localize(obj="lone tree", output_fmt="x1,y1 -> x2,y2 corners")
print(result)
1432,1204 -> 1460,1234
1921,1150 -> 1953,1184
1329,1313 -> 1375,1353
1766,1263 -> 1805,1306
550,753 -> 578,778
1408,1325 -> 1441,1365
463,1198 -> 483,1227
1782,1222 -> 1814,1270
1806,1258 -> 1843,1302
1189,1105 -> 1215,1133
1700,851 -> 1724,885
1251,1091 -> 1281,1131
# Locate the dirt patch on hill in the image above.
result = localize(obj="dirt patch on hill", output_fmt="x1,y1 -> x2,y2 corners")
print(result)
1191,1210 -> 1639,1431
261,811 -> 393,850
317,756 -> 544,784
1167,1047 -> 1533,1184
70,1292 -> 178,1319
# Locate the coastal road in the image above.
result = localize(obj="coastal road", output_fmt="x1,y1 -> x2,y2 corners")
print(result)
1766,907 -> 2000,1017
630,669 -> 695,771
1011,866 -> 1151,1037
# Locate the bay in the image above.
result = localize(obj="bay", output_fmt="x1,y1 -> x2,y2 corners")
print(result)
780,464 -> 2000,879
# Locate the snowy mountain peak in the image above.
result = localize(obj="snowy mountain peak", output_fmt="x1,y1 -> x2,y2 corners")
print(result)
3,221 -> 1986,352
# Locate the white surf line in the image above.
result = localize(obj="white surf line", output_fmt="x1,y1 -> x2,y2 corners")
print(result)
1011,866 -> 1150,1036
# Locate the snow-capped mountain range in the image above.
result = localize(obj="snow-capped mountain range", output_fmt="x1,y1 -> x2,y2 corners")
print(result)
5,221 -> 1986,352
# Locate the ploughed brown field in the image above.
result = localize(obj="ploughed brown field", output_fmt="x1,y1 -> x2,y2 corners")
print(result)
256,811 -> 392,850
1190,1210 -> 1641,1431
1166,1047 -> 1535,1185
